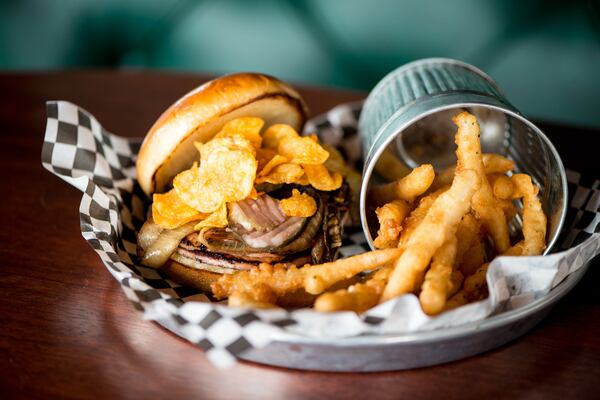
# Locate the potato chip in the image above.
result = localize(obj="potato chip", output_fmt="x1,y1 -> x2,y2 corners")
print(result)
194,203 -> 228,230
256,148 -> 277,172
302,164 -> 343,191
255,163 -> 304,185
279,189 -> 317,217
174,146 -> 257,213
296,174 -> 310,186
200,136 -> 255,162
216,117 -> 264,149
258,154 -> 289,177
152,189 -> 206,229
280,135 -> 329,165
262,124 -> 297,148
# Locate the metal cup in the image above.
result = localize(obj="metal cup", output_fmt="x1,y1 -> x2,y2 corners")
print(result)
358,58 -> 567,253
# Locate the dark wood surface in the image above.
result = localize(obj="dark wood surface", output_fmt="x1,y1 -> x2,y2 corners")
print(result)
0,70 -> 598,400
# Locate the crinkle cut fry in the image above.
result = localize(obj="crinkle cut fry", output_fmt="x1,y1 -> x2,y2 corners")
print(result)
381,169 -> 479,302
453,111 -> 510,253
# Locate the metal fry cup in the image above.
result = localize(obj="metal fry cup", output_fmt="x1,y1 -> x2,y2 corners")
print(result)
358,58 -> 567,253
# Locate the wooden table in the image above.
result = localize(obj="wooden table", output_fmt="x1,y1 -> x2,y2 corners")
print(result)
1,71 -> 598,399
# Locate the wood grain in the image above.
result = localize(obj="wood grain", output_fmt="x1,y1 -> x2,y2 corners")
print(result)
0,71 -> 598,400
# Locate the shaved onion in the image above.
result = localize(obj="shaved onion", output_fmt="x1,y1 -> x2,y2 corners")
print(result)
137,217 -> 164,252
140,221 -> 196,268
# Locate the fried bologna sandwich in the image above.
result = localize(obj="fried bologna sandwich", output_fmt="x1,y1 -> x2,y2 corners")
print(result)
136,73 -> 355,293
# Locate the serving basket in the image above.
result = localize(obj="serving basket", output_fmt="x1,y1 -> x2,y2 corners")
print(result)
41,98 -> 599,371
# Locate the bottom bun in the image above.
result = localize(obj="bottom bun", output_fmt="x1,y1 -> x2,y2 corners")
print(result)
161,260 -> 224,294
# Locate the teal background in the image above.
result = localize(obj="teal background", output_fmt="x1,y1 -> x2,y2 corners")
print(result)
1,0 -> 599,126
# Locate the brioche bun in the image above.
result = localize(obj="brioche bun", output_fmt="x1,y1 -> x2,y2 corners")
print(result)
136,72 -> 309,195
161,260 -> 223,294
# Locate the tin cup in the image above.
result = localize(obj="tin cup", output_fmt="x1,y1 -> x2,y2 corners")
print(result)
358,58 -> 567,253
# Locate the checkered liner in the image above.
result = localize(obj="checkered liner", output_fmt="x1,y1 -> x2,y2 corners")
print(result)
42,101 -> 599,368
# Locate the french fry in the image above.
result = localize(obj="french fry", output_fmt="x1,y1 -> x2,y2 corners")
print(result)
304,248 -> 403,295
314,266 -> 393,313
488,173 -> 514,200
463,263 -> 489,301
482,153 -> 515,174
228,287 -> 277,309
431,154 -> 515,191
510,174 -> 547,255
368,164 -> 435,206
447,270 -> 464,298
375,147 -> 412,181
459,240 -> 486,277
498,198 -> 517,222
381,169 -> 479,301
398,189 -> 443,248
455,213 -> 481,264
454,111 -> 510,253
373,200 -> 411,249
419,236 -> 458,315
444,290 -> 468,311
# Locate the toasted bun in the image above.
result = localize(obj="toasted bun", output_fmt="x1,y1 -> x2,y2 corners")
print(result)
161,260 -> 225,294
136,72 -> 309,195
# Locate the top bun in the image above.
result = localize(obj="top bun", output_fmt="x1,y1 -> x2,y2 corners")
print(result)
136,72 -> 309,195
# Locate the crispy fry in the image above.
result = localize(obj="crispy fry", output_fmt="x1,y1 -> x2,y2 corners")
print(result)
419,236 -> 458,315
304,248 -> 403,295
375,147 -> 412,181
444,290 -> 468,311
228,281 -> 276,309
314,266 -> 393,313
488,173 -> 514,200
369,164 -> 435,206
212,263 -> 305,300
448,270 -> 464,298
510,174 -> 547,255
455,213 -> 481,263
463,262 -> 489,301
498,198 -> 517,222
397,190 -> 443,248
381,169 -> 479,301
482,153 -> 515,174
454,111 -> 510,253
373,200 -> 411,249
431,154 -> 515,191
459,240 -> 486,277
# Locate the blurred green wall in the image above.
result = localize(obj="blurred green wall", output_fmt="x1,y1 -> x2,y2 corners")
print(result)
1,0 -> 599,126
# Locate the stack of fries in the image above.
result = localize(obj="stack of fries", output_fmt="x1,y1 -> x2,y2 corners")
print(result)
212,111 -> 547,315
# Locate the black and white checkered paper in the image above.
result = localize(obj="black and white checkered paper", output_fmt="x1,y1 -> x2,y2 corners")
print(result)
42,101 -> 599,368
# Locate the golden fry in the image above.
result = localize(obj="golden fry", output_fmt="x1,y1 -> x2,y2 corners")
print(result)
455,213 -> 481,264
304,248 -> 403,295
510,174 -> 547,255
463,262 -> 489,301
482,153 -> 515,174
314,266 -> 392,313
381,169 -> 479,302
448,270 -> 464,298
419,236 -> 458,315
488,173 -> 514,200
373,200 -> 411,249
459,239 -> 486,277
444,290 -> 468,311
454,111 -> 510,253
369,164 -> 435,206
397,190 -> 443,248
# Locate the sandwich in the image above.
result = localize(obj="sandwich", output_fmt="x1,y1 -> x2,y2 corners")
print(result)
136,73 -> 355,294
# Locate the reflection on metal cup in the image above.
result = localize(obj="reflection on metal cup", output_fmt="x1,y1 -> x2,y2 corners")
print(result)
358,58 -> 567,253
